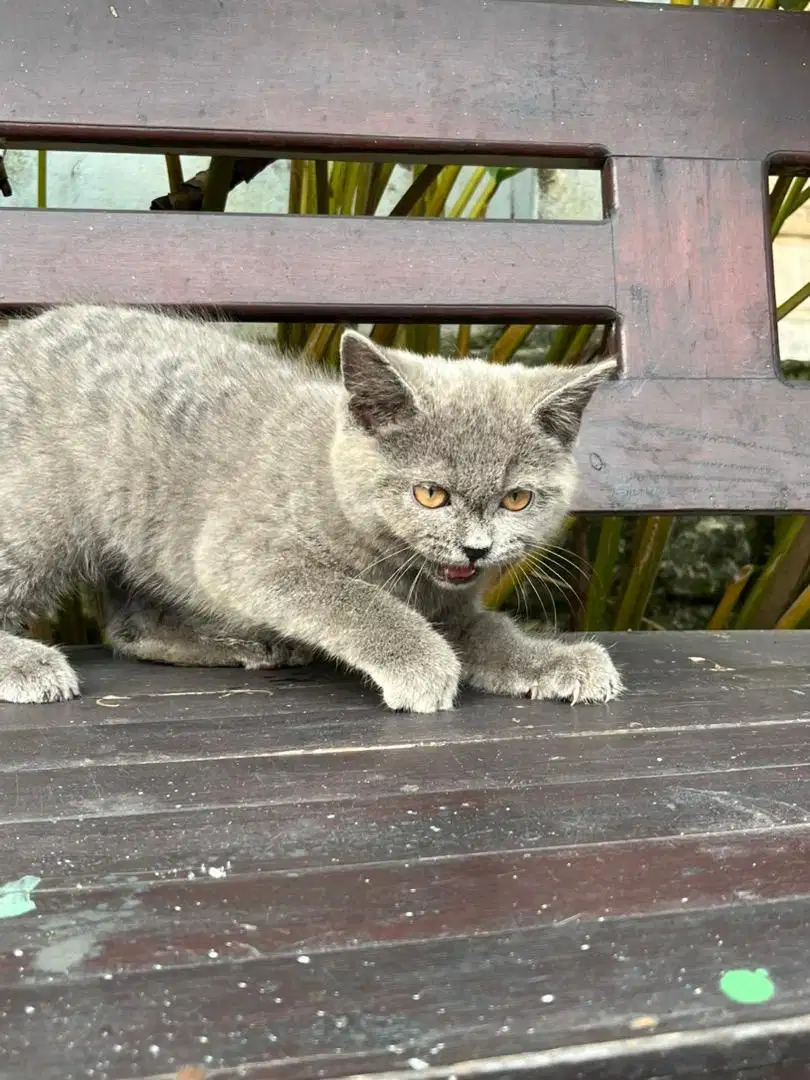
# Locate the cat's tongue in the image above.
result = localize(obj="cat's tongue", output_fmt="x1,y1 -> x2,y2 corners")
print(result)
442,563 -> 477,584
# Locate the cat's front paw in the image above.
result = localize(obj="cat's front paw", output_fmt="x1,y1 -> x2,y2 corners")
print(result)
527,641 -> 622,704
377,645 -> 461,713
0,639 -> 80,704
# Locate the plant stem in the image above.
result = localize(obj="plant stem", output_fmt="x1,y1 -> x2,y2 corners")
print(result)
583,517 -> 623,631
490,325 -> 534,365
165,155 -> 184,194
37,150 -> 47,208
201,157 -> 235,212
707,564 -> 754,629
613,516 -> 673,631
777,279 -> 810,321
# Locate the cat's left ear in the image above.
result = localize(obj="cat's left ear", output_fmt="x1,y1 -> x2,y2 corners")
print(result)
340,330 -> 419,433
531,357 -> 618,448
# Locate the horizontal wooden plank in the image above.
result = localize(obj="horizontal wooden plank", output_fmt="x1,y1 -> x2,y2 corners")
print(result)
2,1 -> 809,161
0,210 -> 613,320
3,769 -> 810,889
5,632 -> 810,734
5,682 -> 810,773
5,898 -> 810,1079
4,830 -> 810,985
5,721 -> 810,822
577,379 -> 810,513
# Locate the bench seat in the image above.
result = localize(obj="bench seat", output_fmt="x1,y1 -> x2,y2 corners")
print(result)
3,635 -> 810,1078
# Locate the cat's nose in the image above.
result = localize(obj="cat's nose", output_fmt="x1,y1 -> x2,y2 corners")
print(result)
462,544 -> 491,563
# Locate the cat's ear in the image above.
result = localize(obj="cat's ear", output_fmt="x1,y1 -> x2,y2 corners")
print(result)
531,357 -> 617,448
340,330 -> 418,433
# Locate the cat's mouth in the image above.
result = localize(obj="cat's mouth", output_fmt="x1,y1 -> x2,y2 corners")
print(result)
437,563 -> 479,586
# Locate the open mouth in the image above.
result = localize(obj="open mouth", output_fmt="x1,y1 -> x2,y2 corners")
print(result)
437,563 -> 479,586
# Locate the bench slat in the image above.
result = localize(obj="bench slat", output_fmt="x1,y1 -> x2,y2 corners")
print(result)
0,210 -> 614,320
1,0 -> 809,161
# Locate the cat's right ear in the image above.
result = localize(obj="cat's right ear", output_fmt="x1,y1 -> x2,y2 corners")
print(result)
340,330 -> 418,433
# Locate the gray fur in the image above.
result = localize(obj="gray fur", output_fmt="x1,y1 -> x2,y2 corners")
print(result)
0,305 -> 621,709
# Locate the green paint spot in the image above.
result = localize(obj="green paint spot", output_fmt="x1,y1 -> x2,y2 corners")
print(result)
0,875 -> 41,919
719,968 -> 775,1004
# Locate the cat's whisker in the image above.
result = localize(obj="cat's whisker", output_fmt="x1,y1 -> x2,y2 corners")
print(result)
514,575 -> 530,622
358,551 -> 421,622
522,548 -> 587,596
354,543 -> 414,580
524,561 -> 582,603
521,555 -> 586,619
522,570 -> 553,630
405,557 -> 428,611
381,551 -> 422,598
539,544 -> 605,594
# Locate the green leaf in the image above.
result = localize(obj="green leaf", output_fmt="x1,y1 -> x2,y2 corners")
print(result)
486,166 -> 526,186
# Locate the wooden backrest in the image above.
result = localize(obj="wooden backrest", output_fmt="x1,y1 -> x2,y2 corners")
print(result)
1,0 -> 809,513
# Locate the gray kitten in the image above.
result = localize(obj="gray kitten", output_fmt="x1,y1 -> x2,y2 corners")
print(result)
0,305 -> 621,710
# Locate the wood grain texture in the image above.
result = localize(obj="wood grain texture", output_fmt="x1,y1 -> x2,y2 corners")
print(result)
575,377 -> 810,513
2,636 -> 810,1079
609,158 -> 776,379
0,210 -> 614,322
1,0 -> 809,161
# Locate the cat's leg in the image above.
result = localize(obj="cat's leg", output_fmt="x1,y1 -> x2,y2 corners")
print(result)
0,547 -> 80,704
103,587 -> 313,670
447,608 -> 622,704
193,540 -> 460,713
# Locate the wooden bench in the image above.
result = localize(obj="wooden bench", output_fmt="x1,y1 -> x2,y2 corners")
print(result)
2,1 -> 810,1077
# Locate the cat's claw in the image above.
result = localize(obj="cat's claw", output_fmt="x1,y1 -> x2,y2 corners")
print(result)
527,641 -> 622,704
0,640 -> 80,704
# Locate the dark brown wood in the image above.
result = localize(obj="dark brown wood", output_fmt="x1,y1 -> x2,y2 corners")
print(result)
610,158 -> 776,380
2,636 -> 810,1079
0,210 -> 614,323
1,1 -> 809,162
576,378 -> 810,513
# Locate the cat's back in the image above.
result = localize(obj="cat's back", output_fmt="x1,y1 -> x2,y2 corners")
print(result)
0,304 -> 331,438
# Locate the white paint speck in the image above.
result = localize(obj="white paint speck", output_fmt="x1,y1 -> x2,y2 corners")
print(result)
24,1005 -> 35,1015
541,993 -> 555,1004
297,954 -> 311,964
208,949 -> 219,959
208,865 -> 227,879
148,1045 -> 160,1057
581,944 -> 590,951
408,1058 -> 430,1070
688,656 -> 706,663
13,949 -> 23,958
109,4 -> 119,15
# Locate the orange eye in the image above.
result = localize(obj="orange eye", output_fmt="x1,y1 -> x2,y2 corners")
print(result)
500,489 -> 533,512
413,484 -> 450,509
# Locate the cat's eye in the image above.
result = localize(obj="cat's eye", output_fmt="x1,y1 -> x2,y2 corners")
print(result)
413,484 -> 450,509
500,489 -> 533,512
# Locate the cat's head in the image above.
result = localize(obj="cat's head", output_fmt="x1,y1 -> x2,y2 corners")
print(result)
333,330 -> 616,590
